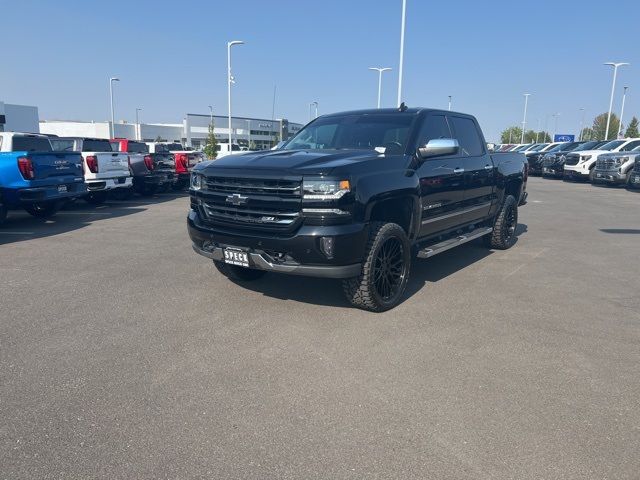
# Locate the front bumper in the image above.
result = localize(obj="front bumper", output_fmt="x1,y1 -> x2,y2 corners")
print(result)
626,172 -> 640,189
187,209 -> 367,279
592,170 -> 627,184
563,169 -> 588,180
136,172 -> 176,186
542,166 -> 564,178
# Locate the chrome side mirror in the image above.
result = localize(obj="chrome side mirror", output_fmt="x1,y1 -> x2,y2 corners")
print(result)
417,138 -> 460,159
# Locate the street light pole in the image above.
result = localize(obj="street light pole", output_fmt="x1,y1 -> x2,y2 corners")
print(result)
109,77 -> 120,138
135,108 -> 142,140
227,40 -> 244,151
448,95 -> 452,111
369,67 -> 391,108
578,107 -> 585,141
604,62 -> 629,140
246,119 -> 251,149
309,101 -> 318,121
536,119 -> 541,143
618,86 -> 629,138
208,105 -> 213,126
520,93 -> 531,143
552,113 -> 560,140
397,0 -> 407,107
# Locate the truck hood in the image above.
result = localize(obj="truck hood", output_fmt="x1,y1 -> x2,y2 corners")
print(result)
198,149 -> 383,176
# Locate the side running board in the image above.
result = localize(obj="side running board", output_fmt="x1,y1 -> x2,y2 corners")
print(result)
416,227 -> 493,259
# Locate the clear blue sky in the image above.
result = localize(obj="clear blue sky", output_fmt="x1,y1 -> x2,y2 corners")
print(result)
2,0 -> 639,141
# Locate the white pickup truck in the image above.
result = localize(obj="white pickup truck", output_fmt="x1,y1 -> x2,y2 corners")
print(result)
563,138 -> 640,181
51,137 -> 131,203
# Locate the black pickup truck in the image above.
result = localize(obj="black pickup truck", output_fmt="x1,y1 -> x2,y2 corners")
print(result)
188,107 -> 528,311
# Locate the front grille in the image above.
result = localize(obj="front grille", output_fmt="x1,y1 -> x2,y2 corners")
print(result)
542,155 -> 556,166
596,158 -> 617,170
199,176 -> 302,232
204,177 -> 301,197
564,153 -> 580,166
634,158 -> 640,172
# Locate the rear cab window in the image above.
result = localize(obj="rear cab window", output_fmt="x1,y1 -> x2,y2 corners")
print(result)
12,136 -> 53,152
82,139 -> 113,152
127,142 -> 148,154
51,139 -> 76,151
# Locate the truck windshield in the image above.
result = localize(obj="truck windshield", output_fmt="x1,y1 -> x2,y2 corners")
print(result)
13,136 -> 53,152
599,140 -> 624,151
283,114 -> 414,154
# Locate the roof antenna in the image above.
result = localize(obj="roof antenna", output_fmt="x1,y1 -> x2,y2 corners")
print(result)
398,102 -> 408,112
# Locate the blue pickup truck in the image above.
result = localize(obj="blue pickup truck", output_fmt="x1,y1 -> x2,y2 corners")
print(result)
0,132 -> 87,225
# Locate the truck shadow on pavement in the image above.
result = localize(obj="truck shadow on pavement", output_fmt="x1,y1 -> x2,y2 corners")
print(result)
0,192 -> 188,246
237,223 -> 528,309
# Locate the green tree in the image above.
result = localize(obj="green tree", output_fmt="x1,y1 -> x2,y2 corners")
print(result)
500,126 -> 522,144
203,122 -> 218,159
580,127 -> 595,141
625,116 -> 639,138
590,113 -> 620,140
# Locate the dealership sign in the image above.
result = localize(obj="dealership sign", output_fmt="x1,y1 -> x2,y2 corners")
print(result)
554,134 -> 575,142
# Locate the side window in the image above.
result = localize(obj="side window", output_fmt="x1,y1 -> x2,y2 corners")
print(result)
450,117 -> 484,156
621,140 -> 640,151
416,115 -> 452,148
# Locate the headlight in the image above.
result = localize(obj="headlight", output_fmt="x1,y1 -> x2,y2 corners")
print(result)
580,155 -> 592,162
303,179 -> 350,200
619,157 -> 629,164
191,172 -> 203,190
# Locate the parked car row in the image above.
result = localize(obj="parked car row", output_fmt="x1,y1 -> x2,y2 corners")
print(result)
0,132 -> 204,225
496,139 -> 640,190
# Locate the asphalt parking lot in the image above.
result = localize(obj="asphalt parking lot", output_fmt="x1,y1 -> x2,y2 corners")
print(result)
1,178 -> 639,479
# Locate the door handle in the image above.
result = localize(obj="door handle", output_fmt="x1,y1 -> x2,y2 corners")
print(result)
484,165 -> 493,170
453,168 -> 465,174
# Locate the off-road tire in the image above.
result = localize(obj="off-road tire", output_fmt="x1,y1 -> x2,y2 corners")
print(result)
484,195 -> 518,250
24,201 -> 61,219
214,261 -> 266,281
342,222 -> 411,312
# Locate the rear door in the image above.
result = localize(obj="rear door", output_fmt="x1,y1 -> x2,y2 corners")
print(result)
415,113 -> 466,237
449,115 -> 495,223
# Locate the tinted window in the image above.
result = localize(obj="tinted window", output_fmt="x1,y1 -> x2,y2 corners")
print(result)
284,114 -> 414,154
82,139 -> 113,152
51,139 -> 76,151
165,143 -> 183,151
599,140 -> 624,150
620,140 -> 640,151
231,144 -> 241,151
450,117 -> 484,156
110,141 -> 123,152
128,142 -> 148,153
12,136 -> 52,152
416,115 -> 451,147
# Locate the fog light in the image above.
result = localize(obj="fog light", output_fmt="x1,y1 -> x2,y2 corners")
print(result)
320,236 -> 335,259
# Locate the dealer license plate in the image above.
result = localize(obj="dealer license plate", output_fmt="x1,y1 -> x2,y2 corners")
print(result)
633,177 -> 640,184
224,248 -> 249,267
57,185 -> 68,193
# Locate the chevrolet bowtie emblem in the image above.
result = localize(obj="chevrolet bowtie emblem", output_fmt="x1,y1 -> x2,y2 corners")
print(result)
226,193 -> 249,206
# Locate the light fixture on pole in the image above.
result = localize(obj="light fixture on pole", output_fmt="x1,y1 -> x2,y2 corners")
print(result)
578,107 -> 585,141
618,86 -> 629,139
227,40 -> 244,151
520,93 -> 531,143
109,77 -> 120,138
603,62 -> 629,140
397,0 -> 407,107
448,95 -> 452,111
369,67 -> 391,108
309,101 -> 318,121
135,108 -> 142,141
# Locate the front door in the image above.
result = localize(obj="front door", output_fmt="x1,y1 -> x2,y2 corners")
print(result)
415,114 -> 466,237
